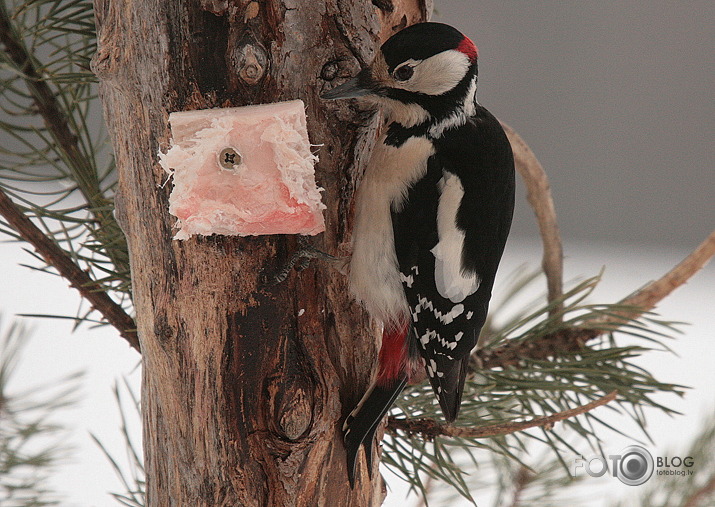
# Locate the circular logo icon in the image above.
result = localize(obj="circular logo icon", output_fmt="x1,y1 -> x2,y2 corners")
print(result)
617,445 -> 654,486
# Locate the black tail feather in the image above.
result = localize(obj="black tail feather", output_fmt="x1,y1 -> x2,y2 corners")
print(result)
430,357 -> 469,423
344,376 -> 407,487
362,417 -> 382,480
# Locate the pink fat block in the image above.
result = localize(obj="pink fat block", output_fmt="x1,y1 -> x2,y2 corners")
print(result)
159,100 -> 325,240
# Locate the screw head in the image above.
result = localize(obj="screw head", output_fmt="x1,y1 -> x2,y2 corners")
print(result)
219,147 -> 242,170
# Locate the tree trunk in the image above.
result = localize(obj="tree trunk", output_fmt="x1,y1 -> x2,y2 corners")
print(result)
92,1 -> 428,505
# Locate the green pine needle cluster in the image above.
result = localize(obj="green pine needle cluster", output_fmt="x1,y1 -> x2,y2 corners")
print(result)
0,317 -> 82,507
0,0 -> 131,328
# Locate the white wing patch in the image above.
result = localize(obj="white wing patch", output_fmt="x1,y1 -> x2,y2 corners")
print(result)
400,272 -> 414,288
431,172 -> 480,303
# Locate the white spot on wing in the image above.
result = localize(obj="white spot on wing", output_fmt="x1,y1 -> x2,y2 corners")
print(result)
416,296 -> 465,324
420,330 -> 434,346
401,265 -> 419,289
400,272 -> 414,288
431,173 -> 480,303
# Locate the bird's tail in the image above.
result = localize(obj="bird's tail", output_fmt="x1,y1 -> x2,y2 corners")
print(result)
344,321 -> 410,487
343,375 -> 407,487
428,356 -> 469,423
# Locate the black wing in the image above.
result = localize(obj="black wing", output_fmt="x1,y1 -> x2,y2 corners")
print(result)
391,105 -> 514,421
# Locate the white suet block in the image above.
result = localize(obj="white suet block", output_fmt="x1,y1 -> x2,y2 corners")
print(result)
158,100 -> 325,240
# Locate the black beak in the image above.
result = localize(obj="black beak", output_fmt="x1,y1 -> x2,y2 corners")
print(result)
321,76 -> 371,100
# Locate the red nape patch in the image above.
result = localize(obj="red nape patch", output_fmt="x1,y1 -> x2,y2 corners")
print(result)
457,36 -> 479,62
376,321 -> 410,385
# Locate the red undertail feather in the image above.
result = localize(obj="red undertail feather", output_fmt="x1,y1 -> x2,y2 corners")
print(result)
377,321 -> 410,385
457,36 -> 478,62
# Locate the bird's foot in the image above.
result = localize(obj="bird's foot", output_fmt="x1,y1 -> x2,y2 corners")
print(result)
265,236 -> 344,285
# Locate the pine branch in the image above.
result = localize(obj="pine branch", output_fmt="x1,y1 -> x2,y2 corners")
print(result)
386,266 -> 687,503
476,229 -> 715,370
0,187 -> 139,351
388,390 -> 617,439
0,0 -> 129,281
502,122 -> 564,317
91,379 -> 145,507
618,228 -> 715,314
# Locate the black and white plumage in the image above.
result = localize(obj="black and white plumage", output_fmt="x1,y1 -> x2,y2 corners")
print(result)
322,22 -> 515,484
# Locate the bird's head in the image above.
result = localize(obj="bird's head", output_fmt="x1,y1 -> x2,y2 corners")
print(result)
322,22 -> 479,127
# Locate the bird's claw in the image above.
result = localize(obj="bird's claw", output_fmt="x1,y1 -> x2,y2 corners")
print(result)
265,236 -> 340,285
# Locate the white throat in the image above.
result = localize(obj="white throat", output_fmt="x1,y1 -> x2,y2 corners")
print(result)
377,96 -> 431,128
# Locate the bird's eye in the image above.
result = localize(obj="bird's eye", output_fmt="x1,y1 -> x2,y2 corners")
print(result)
393,64 -> 414,81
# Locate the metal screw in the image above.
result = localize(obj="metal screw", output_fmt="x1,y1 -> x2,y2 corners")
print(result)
219,148 -> 242,170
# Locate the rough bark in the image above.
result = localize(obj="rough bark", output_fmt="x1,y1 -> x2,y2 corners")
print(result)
92,0 -> 427,505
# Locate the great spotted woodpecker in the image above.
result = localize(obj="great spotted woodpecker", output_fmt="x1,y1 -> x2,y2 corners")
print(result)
322,22 -> 515,483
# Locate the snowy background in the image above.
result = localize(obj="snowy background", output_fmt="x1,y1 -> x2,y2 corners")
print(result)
2,1 -> 713,506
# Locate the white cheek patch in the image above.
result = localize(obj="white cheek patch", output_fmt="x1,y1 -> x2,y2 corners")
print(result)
398,50 -> 471,96
431,172 -> 480,303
